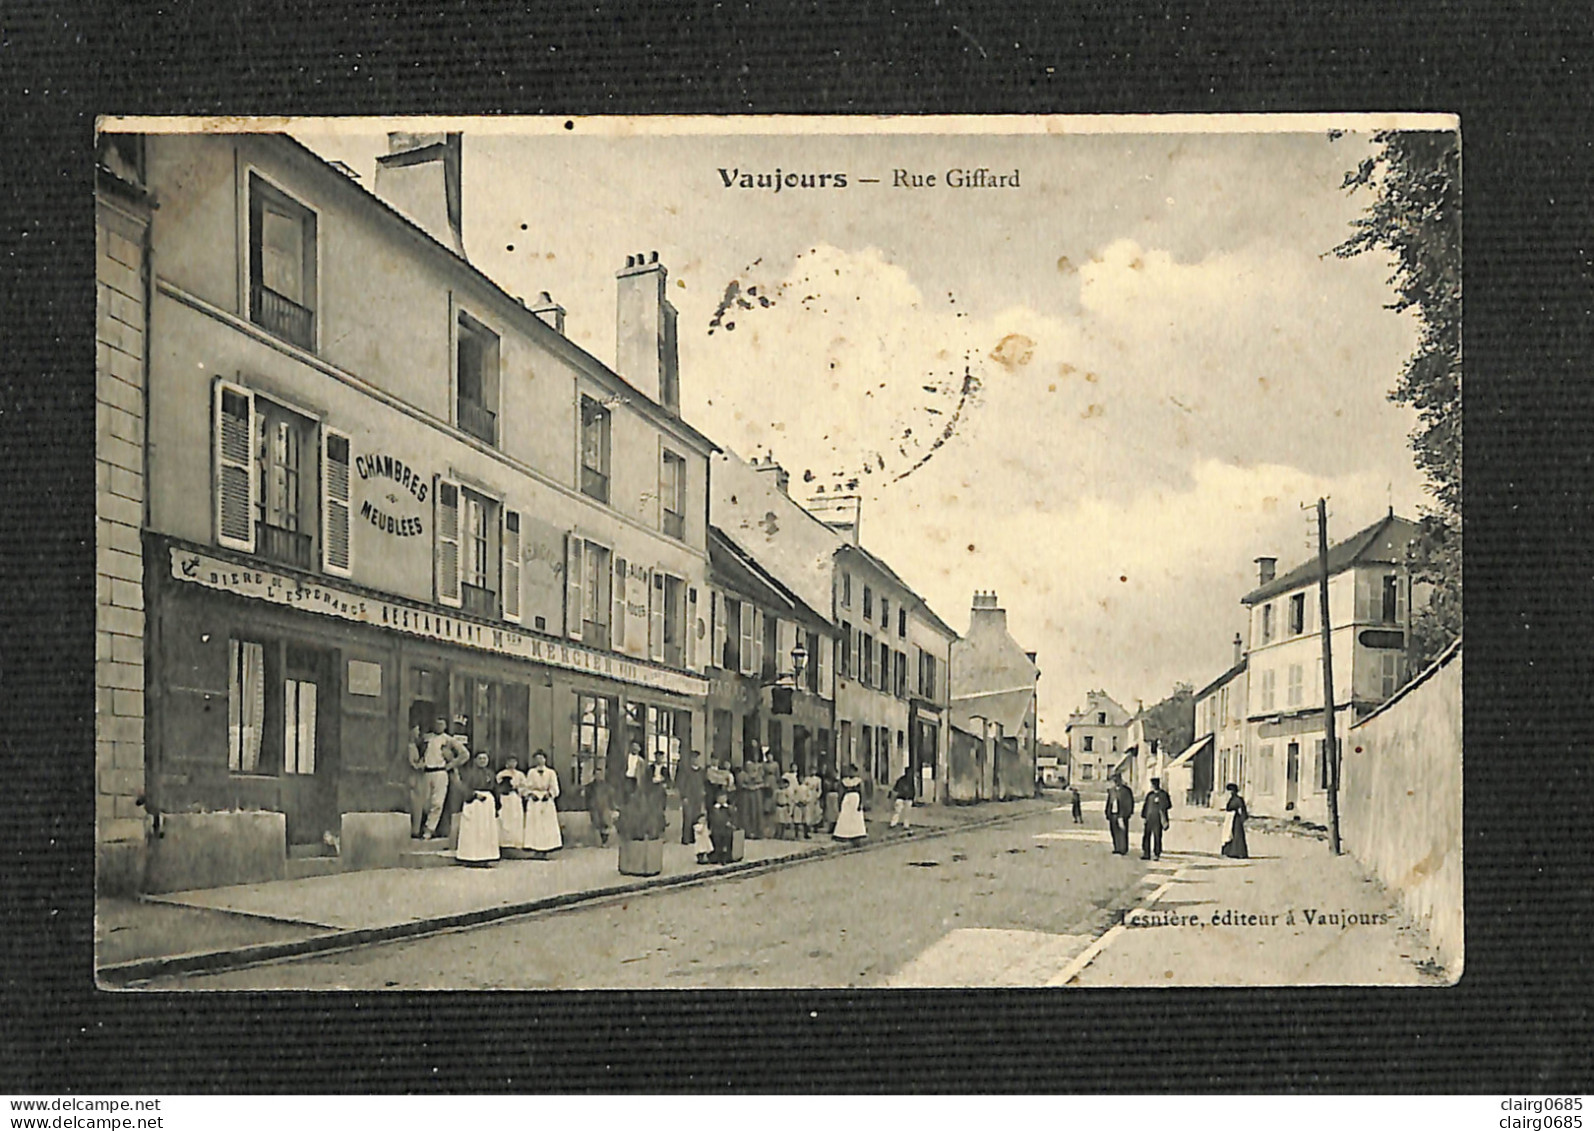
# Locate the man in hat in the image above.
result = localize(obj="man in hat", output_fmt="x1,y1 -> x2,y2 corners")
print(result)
1104,772 -> 1134,855
1141,776 -> 1173,860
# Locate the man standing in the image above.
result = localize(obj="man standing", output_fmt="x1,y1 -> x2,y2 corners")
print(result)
677,752 -> 706,847
417,715 -> 469,839
888,767 -> 916,830
1141,776 -> 1172,860
1069,785 -> 1083,824
1104,772 -> 1134,855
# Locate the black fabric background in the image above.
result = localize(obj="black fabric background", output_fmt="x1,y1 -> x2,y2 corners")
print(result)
2,0 -> 1589,1094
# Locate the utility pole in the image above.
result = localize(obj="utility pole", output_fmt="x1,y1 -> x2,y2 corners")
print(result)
1316,498 -> 1342,856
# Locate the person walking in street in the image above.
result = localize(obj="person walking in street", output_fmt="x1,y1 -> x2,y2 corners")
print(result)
1069,785 -> 1083,824
888,767 -> 916,831
833,764 -> 868,842
416,716 -> 469,839
677,752 -> 706,847
454,750 -> 501,867
521,750 -> 562,858
1140,776 -> 1172,860
1104,772 -> 1134,855
1220,782 -> 1250,858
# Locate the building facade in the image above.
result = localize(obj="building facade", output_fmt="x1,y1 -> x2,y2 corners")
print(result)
116,131 -> 720,890
949,591 -> 1040,802
1186,636 -> 1248,809
1238,511 -> 1419,823
1063,690 -> 1131,785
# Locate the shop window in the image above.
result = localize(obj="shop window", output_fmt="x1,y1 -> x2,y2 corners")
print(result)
660,450 -> 686,540
456,313 -> 499,446
648,704 -> 687,783
576,694 -> 612,788
248,173 -> 316,351
580,395 -> 610,503
228,639 -> 266,773
283,678 -> 318,775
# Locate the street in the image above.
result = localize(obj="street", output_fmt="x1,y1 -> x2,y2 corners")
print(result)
147,806 -> 1149,990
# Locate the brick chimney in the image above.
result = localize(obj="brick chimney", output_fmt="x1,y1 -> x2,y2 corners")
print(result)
374,132 -> 464,257
969,590 -> 1008,634
751,452 -> 790,496
529,290 -> 565,335
616,251 -> 679,414
1254,556 -> 1277,585
807,482 -> 861,544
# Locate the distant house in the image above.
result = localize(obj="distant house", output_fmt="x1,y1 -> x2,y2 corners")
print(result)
1063,691 -> 1131,785
949,591 -> 1040,802
1183,634 -> 1248,809
1240,509 -> 1421,822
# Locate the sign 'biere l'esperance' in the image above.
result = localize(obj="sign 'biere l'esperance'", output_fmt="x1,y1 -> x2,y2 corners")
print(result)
168,544 -> 708,698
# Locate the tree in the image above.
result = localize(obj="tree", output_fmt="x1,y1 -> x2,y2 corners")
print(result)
1335,130 -> 1462,668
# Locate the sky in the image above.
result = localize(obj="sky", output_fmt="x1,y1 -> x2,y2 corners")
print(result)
291,118 -> 1437,738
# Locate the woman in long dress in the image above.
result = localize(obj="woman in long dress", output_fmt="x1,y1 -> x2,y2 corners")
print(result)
521,750 -> 563,857
496,755 -> 527,850
801,771 -> 823,839
454,751 -> 501,866
1219,782 -> 1249,859
832,764 -> 868,842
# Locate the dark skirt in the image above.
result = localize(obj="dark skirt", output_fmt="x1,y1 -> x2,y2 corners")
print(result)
1221,817 -> 1249,859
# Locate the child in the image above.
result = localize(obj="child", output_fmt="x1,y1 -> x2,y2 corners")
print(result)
693,810 -> 714,864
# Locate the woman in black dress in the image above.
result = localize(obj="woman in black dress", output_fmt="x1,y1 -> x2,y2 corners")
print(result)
1220,782 -> 1249,859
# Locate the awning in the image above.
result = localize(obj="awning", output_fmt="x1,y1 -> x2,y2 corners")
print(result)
1163,733 -> 1214,770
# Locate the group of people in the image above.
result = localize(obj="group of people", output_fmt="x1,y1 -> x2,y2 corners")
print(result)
1098,771 -> 1249,859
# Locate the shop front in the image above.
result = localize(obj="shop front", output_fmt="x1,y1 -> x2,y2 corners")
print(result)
909,702 -> 943,803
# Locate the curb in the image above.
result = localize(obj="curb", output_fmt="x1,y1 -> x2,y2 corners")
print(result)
98,801 -> 1056,987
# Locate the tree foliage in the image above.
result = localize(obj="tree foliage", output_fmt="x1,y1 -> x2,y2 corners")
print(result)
1336,130 -> 1462,667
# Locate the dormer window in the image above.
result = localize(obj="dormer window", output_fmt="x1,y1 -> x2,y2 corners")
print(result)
248,174 -> 316,351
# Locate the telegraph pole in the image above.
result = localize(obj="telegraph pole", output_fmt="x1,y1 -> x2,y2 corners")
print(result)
1316,498 -> 1342,856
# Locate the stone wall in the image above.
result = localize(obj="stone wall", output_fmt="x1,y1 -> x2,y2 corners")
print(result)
1342,641 -> 1462,975
96,195 -> 150,894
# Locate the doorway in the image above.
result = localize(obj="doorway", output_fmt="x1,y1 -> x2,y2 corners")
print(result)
279,644 -> 339,845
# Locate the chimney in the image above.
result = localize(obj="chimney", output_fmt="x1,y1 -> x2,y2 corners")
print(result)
1254,556 -> 1277,585
806,487 -> 861,545
374,132 -> 464,257
529,290 -> 565,335
616,251 -> 680,414
969,590 -> 1008,634
751,452 -> 790,496
1233,632 -> 1243,666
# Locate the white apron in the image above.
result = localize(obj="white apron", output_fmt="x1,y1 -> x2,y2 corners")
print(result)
522,767 -> 563,852
833,788 -> 867,840
497,791 -> 526,849
455,793 -> 501,863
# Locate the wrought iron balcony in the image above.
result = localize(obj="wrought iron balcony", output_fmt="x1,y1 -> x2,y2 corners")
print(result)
252,284 -> 314,351
462,583 -> 498,620
257,522 -> 313,569
457,397 -> 497,446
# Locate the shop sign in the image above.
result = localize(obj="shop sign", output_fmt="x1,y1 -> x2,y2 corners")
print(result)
355,452 -> 428,538
170,546 -> 708,697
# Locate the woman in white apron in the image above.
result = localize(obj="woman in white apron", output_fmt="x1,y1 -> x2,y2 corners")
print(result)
521,750 -> 563,857
832,764 -> 868,842
454,751 -> 501,866
496,755 -> 527,850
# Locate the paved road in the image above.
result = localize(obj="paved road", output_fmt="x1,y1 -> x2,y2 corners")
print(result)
152,807 -> 1150,989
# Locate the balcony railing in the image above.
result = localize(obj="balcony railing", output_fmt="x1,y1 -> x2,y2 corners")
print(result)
257,522 -> 313,570
252,284 -> 315,351
581,465 -> 609,503
462,583 -> 498,620
662,509 -> 685,540
457,397 -> 497,446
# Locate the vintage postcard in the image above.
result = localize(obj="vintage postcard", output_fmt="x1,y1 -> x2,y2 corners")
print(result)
93,114 -> 1460,989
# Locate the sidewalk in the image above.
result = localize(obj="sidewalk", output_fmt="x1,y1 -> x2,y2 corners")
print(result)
1062,810 -> 1455,986
96,795 -> 1057,984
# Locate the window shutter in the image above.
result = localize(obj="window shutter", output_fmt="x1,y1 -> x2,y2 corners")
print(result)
1395,575 -> 1408,623
215,381 -> 256,551
502,510 -> 522,622
740,602 -> 754,676
565,533 -> 584,640
321,427 -> 352,576
687,586 -> 699,669
712,592 -> 726,669
611,555 -> 627,649
434,477 -> 462,607
649,570 -> 665,661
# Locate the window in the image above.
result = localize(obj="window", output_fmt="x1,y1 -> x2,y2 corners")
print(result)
248,174 -> 316,350
456,314 -> 499,446
1260,669 -> 1276,711
1289,593 -> 1306,636
738,601 -> 758,676
576,694 -> 612,787
918,651 -> 938,700
805,630 -> 821,692
283,677 -> 318,775
582,542 -> 612,648
898,607 -> 907,638
722,596 -> 743,671
502,511 -> 523,623
863,586 -> 873,620
1381,652 -> 1403,699
1287,663 -> 1303,707
1083,735 -> 1094,753
838,620 -> 852,679
1261,603 -> 1275,644
1258,745 -> 1275,794
254,398 -> 318,570
1381,574 -> 1401,624
1097,711 -> 1106,725
1079,763 -> 1094,781
579,395 -> 610,502
880,597 -> 890,629
880,640 -> 891,693
841,573 -> 852,608
660,450 -> 686,540
460,490 -> 498,618
762,613 -> 779,682
228,639 -> 266,773
660,573 -> 685,667
1219,686 -> 1229,726
894,650 -> 907,698
1112,735 -> 1119,752
647,704 -> 686,784
862,632 -> 875,687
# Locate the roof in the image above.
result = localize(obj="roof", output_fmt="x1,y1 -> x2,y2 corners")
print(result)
268,134 -> 720,456
1065,691 -> 1131,728
1241,512 -> 1421,606
837,542 -> 959,640
709,526 -> 834,633
1194,659 -> 1246,701
1164,733 -> 1214,770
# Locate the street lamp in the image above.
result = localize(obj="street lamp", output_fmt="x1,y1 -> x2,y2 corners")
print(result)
790,640 -> 808,687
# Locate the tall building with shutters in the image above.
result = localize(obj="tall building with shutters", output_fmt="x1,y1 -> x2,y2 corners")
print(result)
113,130 -> 716,891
